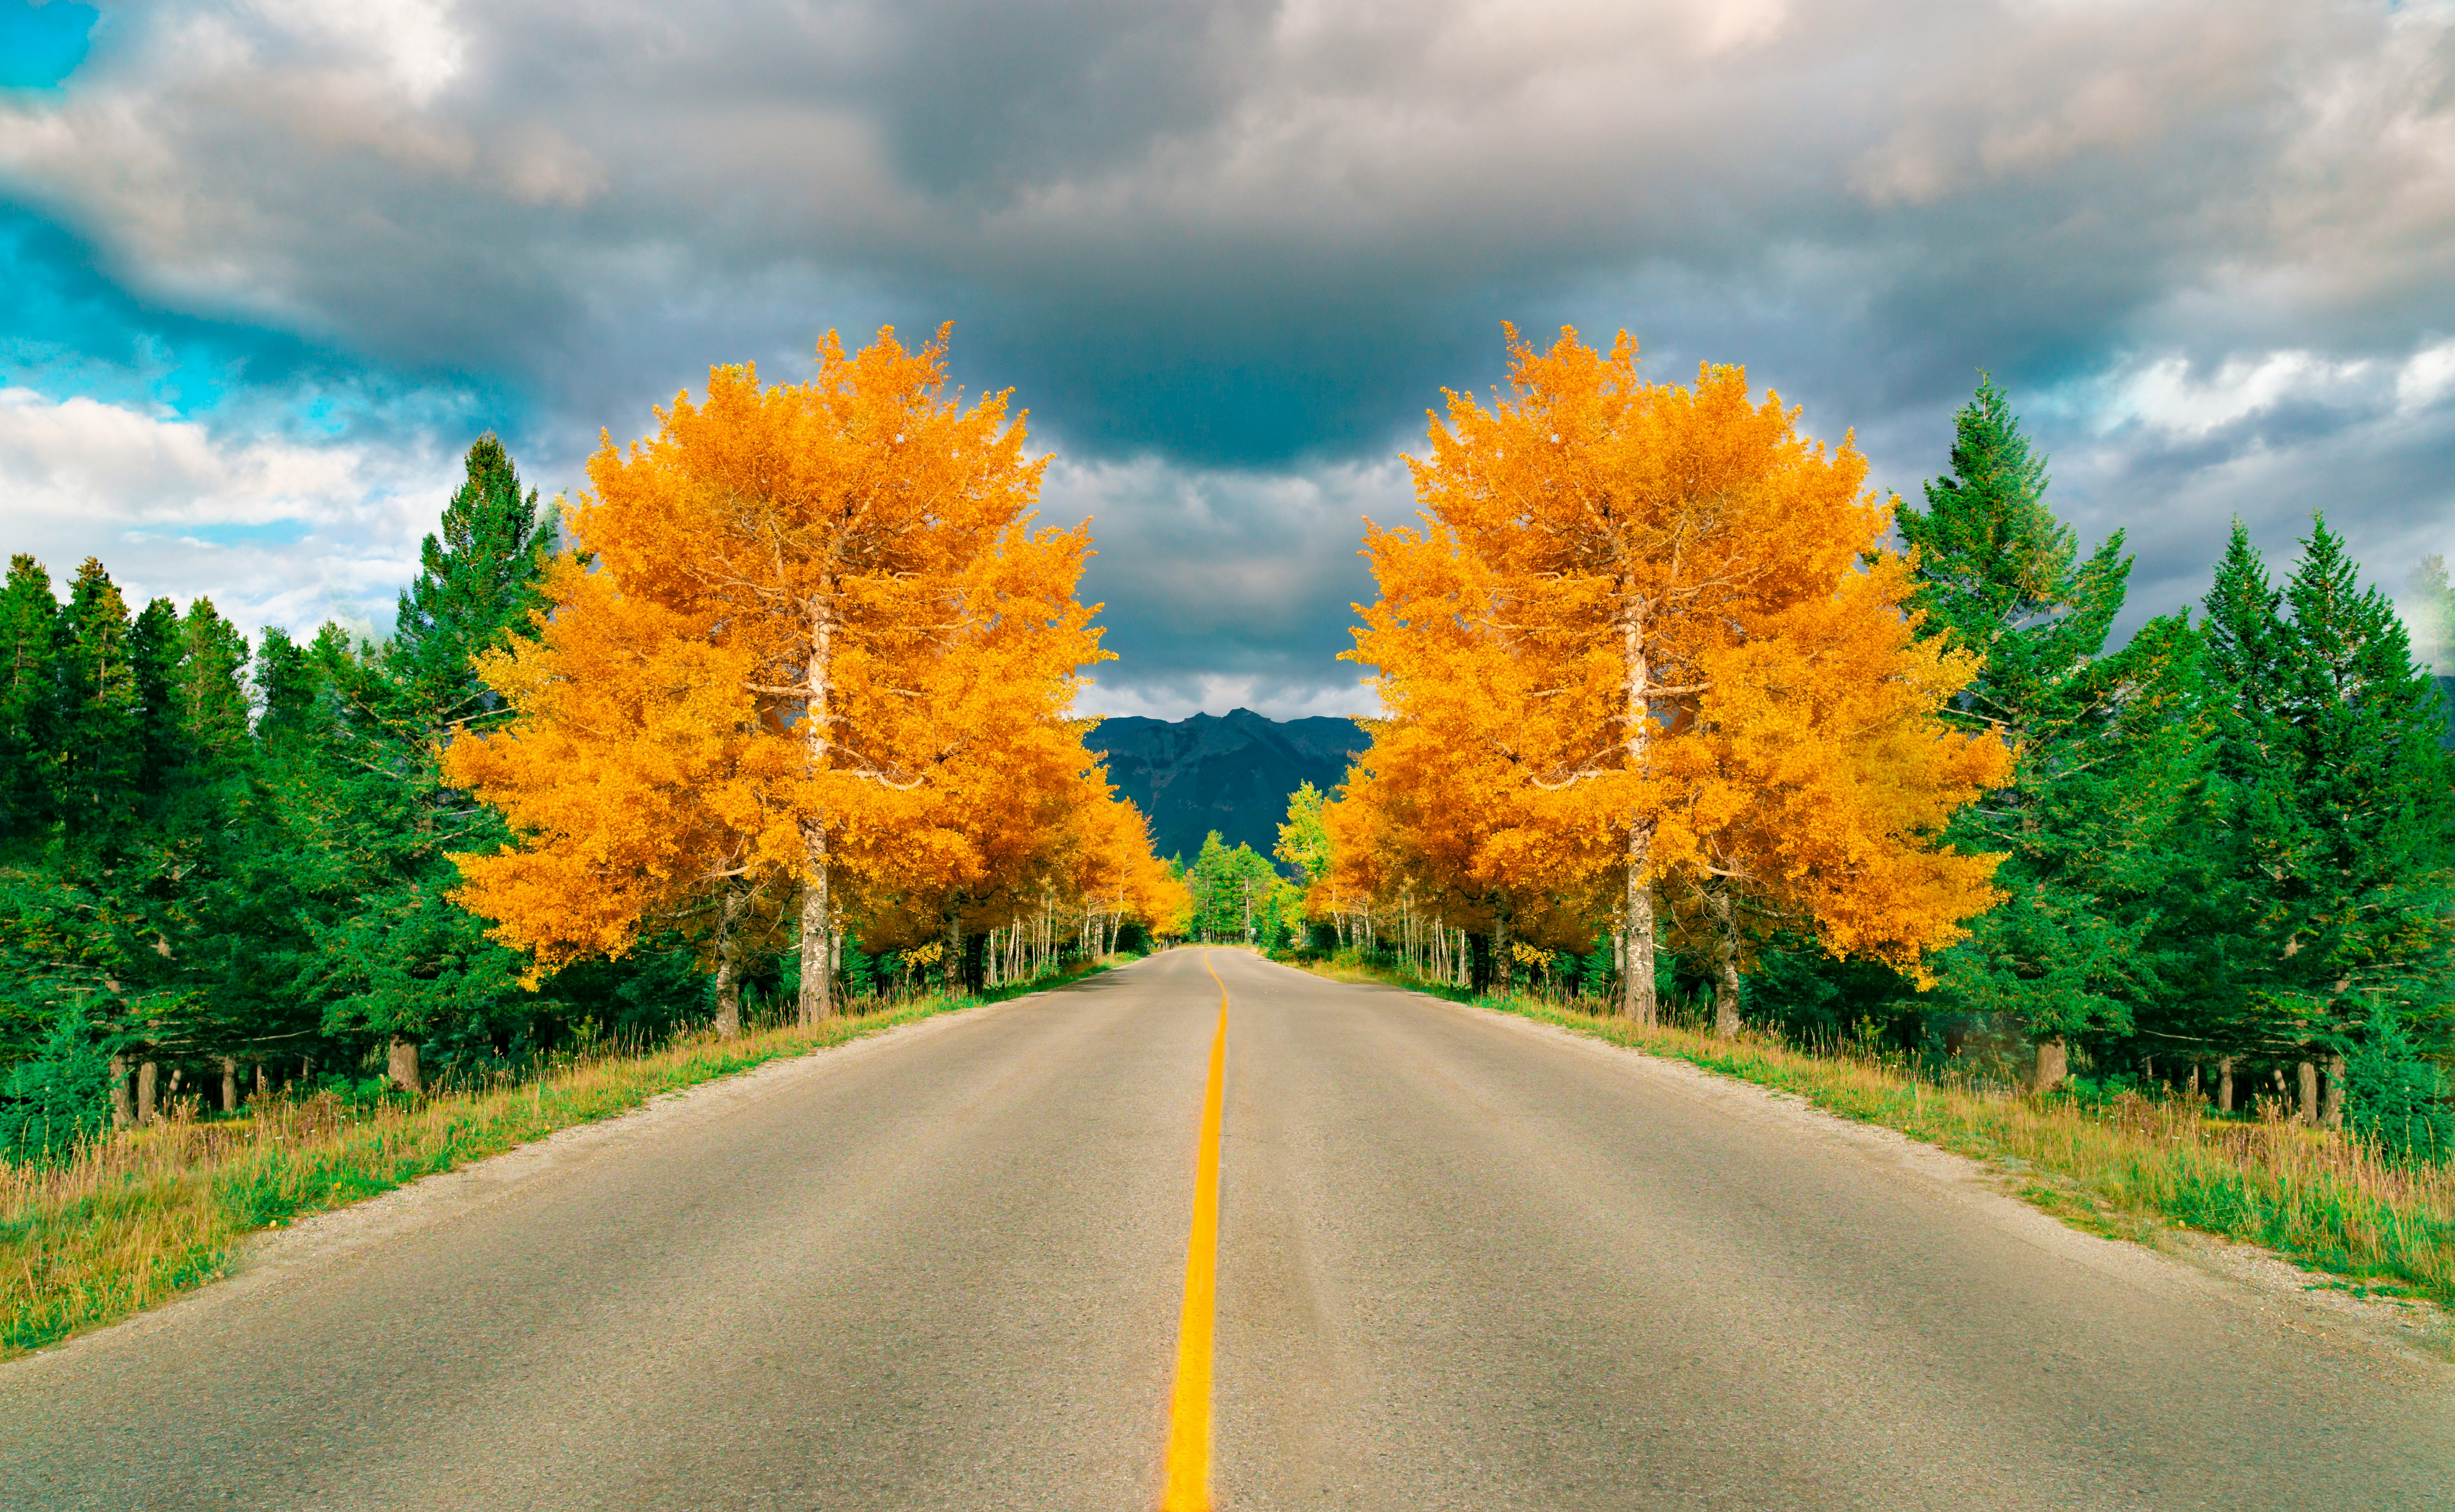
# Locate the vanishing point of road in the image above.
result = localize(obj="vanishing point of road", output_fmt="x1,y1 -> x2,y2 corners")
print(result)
3,949 -> 2448,1510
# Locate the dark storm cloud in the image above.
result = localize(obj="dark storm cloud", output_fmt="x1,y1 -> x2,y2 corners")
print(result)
1045,453 -> 1400,717
2,0 -> 2451,710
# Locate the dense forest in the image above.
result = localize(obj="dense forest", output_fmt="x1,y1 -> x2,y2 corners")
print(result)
1297,335 -> 2455,1157
0,331 -> 1183,1155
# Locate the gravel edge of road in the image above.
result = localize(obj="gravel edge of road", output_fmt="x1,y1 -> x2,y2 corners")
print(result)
1247,952 -> 2455,1370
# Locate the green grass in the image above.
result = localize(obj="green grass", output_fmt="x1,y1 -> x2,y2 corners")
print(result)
0,959 -> 1121,1359
1292,953 -> 2455,1313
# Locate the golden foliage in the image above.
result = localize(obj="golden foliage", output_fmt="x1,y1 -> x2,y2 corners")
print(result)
444,327 -> 1173,1014
1337,325 -> 2008,1013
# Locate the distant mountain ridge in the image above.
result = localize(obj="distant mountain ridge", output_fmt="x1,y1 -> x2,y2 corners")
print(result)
1093,708 -> 1367,866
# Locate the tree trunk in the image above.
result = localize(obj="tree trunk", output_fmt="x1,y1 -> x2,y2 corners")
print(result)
712,886 -> 745,1040
108,1055 -> 133,1129
2323,1053 -> 2346,1130
798,592 -> 838,1025
388,1035 -> 422,1095
137,1060 -> 159,1126
2297,1060 -> 2318,1126
1616,599 -> 1661,1026
944,907 -> 965,994
799,826 -> 834,1025
2031,1037 -> 2067,1092
1492,907 -> 1512,993
2218,1056 -> 2234,1113
254,1062 -> 268,1098
1620,844 -> 1658,1025
1709,883 -> 1742,1039
220,1057 -> 238,1114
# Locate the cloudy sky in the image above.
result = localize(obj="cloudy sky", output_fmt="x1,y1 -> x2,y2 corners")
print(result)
2,0 -> 2451,717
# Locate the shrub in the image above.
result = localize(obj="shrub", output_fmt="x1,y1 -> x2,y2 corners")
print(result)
2343,1004 -> 2453,1159
0,1007 -> 112,1163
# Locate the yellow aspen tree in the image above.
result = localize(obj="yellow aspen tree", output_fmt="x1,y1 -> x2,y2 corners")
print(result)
1067,787 -> 1179,955
1319,731 -> 1515,975
1655,549 -> 2012,1034
442,558 -> 785,1033
457,327 -> 1102,1023
1358,326 -> 2006,1022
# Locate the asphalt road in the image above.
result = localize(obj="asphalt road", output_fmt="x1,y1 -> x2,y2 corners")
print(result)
3,949 -> 2448,1510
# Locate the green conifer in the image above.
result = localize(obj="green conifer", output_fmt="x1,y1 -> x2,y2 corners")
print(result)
252,627 -> 322,750
0,556 -> 59,839
52,559 -> 141,842
384,434 -> 552,739
2202,521 -> 2455,1052
175,599 -> 252,769
129,597 -> 185,805
1897,377 -> 2206,1081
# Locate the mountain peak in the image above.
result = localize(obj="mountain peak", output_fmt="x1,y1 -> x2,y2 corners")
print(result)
1095,709 -> 1367,863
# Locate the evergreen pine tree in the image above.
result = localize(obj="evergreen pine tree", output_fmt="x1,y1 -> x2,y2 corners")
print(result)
2201,522 -> 2290,781
2193,520 -> 2455,1121
383,434 -> 552,740
246,438 -> 558,1095
1897,377 -> 2206,1085
252,627 -> 322,750
129,597 -> 185,807
0,556 -> 58,840
51,559 -> 141,844
174,599 -> 252,771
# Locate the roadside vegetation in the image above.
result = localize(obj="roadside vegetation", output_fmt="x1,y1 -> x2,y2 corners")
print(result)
1245,334 -> 2453,1232
0,328 -> 1187,1352
1220,334 -> 2455,1312
0,327 -> 1186,1166
1293,949 -> 2455,1314
0,956 -> 1124,1359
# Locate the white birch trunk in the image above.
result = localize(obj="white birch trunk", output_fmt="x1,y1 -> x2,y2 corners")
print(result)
798,592 -> 837,1025
1710,883 -> 1742,1039
1618,602 -> 1659,1025
713,886 -> 745,1039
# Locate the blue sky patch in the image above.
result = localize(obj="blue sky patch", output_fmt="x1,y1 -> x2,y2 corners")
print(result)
0,0 -> 97,89
157,520 -> 317,549
0,200 -> 520,444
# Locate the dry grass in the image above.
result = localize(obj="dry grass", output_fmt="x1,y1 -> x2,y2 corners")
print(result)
0,963 -> 1121,1360
1294,955 -> 2455,1309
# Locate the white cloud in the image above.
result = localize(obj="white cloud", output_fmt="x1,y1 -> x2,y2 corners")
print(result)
244,0 -> 468,106
1044,451 -> 1408,714
2397,339 -> 2455,414
1076,674 -> 1378,723
0,387 -> 457,640
2098,351 -> 2372,439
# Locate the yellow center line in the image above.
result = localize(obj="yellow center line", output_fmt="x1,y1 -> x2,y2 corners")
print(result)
1160,951 -> 1231,1512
